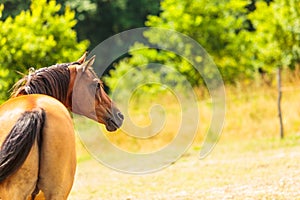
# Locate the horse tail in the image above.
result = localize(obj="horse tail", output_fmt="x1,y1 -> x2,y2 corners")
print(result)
0,108 -> 45,182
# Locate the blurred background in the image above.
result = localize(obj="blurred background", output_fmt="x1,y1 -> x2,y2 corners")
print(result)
1,0 -> 300,198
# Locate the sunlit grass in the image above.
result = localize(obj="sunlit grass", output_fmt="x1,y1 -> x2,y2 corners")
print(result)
75,71 -> 300,163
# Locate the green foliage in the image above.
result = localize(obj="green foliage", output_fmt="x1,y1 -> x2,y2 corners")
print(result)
105,0 -> 251,93
0,0 -> 161,48
106,0 -> 300,93
248,0 -> 300,71
2,0 -> 300,99
145,0 -> 252,84
0,0 -> 89,102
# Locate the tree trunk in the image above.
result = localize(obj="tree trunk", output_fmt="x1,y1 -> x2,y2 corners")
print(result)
277,67 -> 284,139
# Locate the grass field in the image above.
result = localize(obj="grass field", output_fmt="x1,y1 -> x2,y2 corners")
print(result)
69,75 -> 300,199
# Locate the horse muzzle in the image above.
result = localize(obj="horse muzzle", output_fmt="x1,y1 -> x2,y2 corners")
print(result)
105,111 -> 124,132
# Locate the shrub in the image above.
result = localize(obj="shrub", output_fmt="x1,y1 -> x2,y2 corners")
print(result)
0,0 -> 89,102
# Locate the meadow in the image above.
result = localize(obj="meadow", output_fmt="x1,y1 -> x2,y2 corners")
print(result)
69,71 -> 300,199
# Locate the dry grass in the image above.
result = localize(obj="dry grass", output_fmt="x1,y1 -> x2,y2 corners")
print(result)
70,73 -> 300,199
71,144 -> 300,199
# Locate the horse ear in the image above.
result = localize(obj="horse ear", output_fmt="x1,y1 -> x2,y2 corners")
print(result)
82,55 -> 96,72
77,52 -> 88,64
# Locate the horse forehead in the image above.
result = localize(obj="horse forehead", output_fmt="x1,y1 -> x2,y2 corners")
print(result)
87,68 -> 99,78
82,69 -> 100,82
80,71 -> 97,82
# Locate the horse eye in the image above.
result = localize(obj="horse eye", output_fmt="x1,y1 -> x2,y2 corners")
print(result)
96,82 -> 101,89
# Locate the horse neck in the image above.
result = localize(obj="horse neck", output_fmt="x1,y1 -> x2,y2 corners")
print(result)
65,66 -> 77,111
40,66 -> 71,106
13,65 -> 72,108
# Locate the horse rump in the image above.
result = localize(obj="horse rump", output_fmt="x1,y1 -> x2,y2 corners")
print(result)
0,108 -> 45,182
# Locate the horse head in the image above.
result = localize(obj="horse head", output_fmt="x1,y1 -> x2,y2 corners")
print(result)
68,55 -> 124,132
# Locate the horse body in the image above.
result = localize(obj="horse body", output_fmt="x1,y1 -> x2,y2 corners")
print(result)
0,53 -> 123,199
0,94 -> 76,200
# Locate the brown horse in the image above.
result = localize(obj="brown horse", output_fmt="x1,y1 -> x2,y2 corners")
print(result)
0,53 -> 124,199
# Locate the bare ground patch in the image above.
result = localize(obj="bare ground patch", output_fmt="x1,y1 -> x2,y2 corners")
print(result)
70,140 -> 300,200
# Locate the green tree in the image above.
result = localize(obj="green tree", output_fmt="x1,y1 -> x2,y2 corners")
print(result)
145,0 -> 252,84
106,0 -> 300,90
1,0 -> 161,49
247,0 -> 300,72
105,0 -> 252,93
0,0 -> 89,102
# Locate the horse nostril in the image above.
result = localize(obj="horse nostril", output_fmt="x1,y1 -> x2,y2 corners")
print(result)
117,112 -> 124,120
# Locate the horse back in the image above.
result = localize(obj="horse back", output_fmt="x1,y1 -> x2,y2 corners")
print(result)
0,94 -> 76,199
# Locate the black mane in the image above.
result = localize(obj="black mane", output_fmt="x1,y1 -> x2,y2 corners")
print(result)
12,62 -> 79,103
